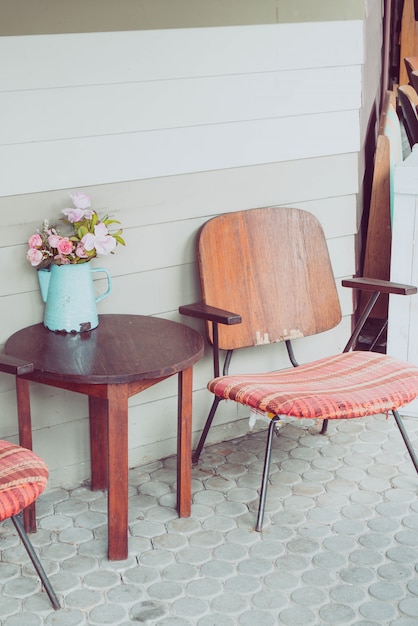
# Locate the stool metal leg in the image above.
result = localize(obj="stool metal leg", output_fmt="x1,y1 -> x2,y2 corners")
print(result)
393,409 -> 418,473
11,514 -> 60,610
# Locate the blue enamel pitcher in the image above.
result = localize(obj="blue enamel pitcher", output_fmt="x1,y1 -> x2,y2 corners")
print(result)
37,263 -> 112,333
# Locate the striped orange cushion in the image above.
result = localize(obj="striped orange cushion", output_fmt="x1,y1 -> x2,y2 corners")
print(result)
0,441 -> 48,521
208,351 -> 418,420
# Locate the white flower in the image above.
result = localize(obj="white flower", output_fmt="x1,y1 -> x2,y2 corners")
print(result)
82,223 -> 117,256
68,191 -> 92,210
62,208 -> 94,223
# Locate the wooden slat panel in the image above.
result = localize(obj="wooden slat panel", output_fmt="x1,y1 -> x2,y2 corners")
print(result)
294,196 -> 357,240
328,236 -> 357,278
0,110 -> 360,197
0,154 -> 359,242
0,23 -> 364,90
1,66 -> 361,145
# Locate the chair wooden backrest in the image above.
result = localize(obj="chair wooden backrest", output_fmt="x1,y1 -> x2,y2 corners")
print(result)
196,207 -> 342,351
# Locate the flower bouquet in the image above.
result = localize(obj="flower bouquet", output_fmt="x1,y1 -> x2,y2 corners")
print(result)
27,191 -> 125,268
26,191 -> 125,333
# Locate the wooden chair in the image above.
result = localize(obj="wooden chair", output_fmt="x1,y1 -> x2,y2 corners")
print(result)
398,84 -> 418,147
0,355 -> 60,610
180,207 -> 418,530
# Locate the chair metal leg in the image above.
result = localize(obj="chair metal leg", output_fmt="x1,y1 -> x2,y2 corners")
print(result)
320,419 -> 329,434
392,409 -> 418,473
11,514 -> 60,610
256,418 -> 279,532
193,350 -> 233,465
192,396 -> 222,464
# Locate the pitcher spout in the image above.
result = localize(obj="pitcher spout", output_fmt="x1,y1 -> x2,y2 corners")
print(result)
37,268 -> 51,303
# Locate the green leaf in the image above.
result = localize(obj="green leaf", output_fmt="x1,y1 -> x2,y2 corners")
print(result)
77,225 -> 89,238
113,234 -> 126,246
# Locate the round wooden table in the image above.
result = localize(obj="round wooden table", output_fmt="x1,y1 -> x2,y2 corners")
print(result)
5,314 -> 204,560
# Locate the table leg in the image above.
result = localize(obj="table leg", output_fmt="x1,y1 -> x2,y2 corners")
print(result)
177,367 -> 193,517
16,377 -> 37,533
89,396 -> 108,490
107,384 -> 129,561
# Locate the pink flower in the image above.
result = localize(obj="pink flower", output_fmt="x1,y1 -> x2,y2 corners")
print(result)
28,234 -> 43,249
75,242 -> 89,258
69,191 -> 91,210
54,254 -> 71,264
48,233 -> 61,248
82,223 -> 117,256
27,248 -> 43,266
56,237 -> 73,255
62,208 -> 94,223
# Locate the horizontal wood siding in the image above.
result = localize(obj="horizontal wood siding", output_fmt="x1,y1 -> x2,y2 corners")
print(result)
0,23 -> 363,197
0,111 -> 361,197
0,18 -> 379,486
0,23 -> 363,89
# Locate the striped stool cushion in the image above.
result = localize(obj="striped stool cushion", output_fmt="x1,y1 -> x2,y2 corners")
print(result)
208,351 -> 418,420
0,441 -> 48,521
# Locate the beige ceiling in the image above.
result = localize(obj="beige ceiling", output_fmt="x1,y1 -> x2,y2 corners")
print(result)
1,0 -> 365,36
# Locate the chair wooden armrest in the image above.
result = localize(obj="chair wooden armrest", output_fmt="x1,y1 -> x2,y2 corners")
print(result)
180,303 -> 241,380
343,277 -> 417,352
342,277 -> 417,295
179,303 -> 242,325
0,354 -> 33,376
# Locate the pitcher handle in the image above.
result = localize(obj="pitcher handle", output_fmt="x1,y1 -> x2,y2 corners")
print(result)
91,267 -> 112,303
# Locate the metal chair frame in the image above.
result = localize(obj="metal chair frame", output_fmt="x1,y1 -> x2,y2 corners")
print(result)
0,355 -> 60,610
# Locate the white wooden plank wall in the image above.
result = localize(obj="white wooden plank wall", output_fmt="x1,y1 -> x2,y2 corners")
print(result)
388,148 -> 418,417
0,20 -> 378,486
0,23 -> 363,197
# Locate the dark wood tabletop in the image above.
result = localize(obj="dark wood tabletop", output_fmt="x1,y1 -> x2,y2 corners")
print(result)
5,314 -> 204,385
5,314 -> 204,560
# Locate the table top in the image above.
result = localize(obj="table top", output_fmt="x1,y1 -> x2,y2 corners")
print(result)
5,314 -> 204,385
